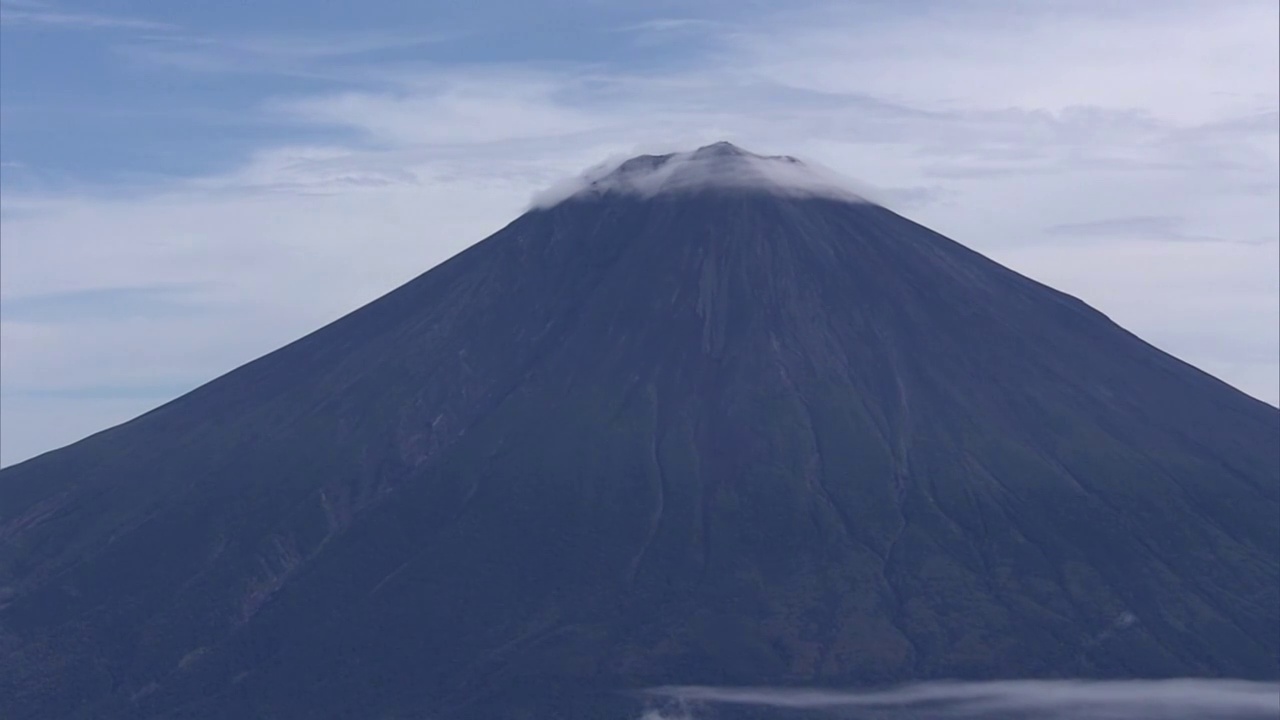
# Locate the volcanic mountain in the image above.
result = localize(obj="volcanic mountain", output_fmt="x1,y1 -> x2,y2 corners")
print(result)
2,142 -> 1277,719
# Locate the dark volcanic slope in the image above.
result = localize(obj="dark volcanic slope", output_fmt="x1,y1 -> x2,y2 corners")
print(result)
2,145 -> 1278,719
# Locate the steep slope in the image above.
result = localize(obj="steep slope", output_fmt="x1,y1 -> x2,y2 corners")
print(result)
2,144 -> 1278,720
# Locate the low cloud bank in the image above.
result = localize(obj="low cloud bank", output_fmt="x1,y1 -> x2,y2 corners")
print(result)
641,679 -> 1280,719
530,142 -> 872,208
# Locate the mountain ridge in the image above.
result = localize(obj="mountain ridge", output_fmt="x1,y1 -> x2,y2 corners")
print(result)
1,147 -> 1277,719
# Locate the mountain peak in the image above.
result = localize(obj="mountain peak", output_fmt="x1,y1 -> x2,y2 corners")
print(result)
531,141 -> 869,208
3,140 -> 1278,720
688,140 -> 753,157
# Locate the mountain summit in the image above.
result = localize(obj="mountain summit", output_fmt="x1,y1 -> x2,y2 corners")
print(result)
2,144 -> 1277,719
532,141 -> 865,206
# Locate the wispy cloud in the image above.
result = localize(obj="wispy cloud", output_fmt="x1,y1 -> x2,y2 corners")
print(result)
614,17 -> 728,46
0,283 -> 223,323
620,18 -> 724,34
116,31 -> 446,78
0,0 -> 176,31
1046,216 -> 1277,246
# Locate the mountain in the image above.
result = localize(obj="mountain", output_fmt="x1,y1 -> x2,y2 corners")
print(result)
2,142 -> 1277,720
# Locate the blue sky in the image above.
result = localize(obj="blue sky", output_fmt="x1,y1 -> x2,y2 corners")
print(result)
2,0 -> 1278,466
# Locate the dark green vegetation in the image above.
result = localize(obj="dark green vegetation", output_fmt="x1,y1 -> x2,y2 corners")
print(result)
2,149 -> 1278,718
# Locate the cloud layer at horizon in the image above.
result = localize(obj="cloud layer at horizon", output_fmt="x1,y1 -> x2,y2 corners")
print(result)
642,679 -> 1280,719
2,0 -> 1277,466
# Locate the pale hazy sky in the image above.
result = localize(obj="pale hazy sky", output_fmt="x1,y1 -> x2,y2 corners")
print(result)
2,0 -> 1277,466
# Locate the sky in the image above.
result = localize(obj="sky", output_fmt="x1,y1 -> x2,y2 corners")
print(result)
1,0 -> 1277,467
